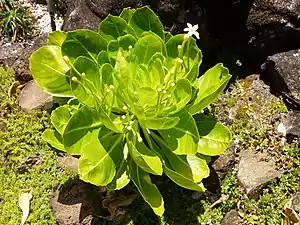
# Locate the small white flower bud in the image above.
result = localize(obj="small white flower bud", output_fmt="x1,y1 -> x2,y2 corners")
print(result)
71,76 -> 78,82
121,115 -> 126,119
170,82 -> 175,87
162,90 -> 167,94
157,88 -> 162,92
138,136 -> 143,142
128,45 -> 133,50
176,58 -> 183,64
81,72 -> 85,77
106,89 -> 110,92
167,94 -> 172,98
178,45 -> 182,50
127,126 -> 132,130
129,120 -> 134,125
133,91 -> 138,95
123,105 -> 128,110
109,85 -> 114,89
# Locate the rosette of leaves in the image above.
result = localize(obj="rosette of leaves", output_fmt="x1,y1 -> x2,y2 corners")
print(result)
30,6 -> 232,216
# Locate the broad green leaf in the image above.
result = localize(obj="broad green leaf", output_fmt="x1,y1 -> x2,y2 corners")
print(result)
29,46 -> 72,97
129,6 -> 164,39
170,79 -> 192,113
62,29 -> 107,63
78,128 -> 123,186
51,105 -> 71,134
99,15 -> 135,42
139,117 -> 180,130
133,34 -> 163,64
129,160 -> 164,216
189,64 -> 231,115
195,114 -> 232,156
63,106 -> 102,155
118,34 -> 137,50
70,56 -> 101,107
136,87 -> 157,107
162,148 -> 209,182
42,129 -> 65,151
148,58 -> 164,89
107,157 -> 130,190
97,51 -> 110,65
128,139 -> 163,175
48,31 -> 67,46
164,165 -> 206,192
120,8 -> 135,23
159,110 -> 199,155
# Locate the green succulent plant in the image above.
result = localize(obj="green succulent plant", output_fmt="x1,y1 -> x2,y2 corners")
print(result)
30,6 -> 232,216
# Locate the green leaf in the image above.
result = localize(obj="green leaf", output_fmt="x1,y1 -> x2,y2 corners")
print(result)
97,50 -> 110,65
170,79 -> 192,113
99,15 -> 135,42
29,45 -> 72,97
107,157 -> 130,190
163,165 -> 206,192
42,129 -> 65,151
164,31 -> 172,42
50,105 -> 71,135
118,34 -> 137,50
62,29 -> 107,63
48,31 -> 67,46
129,6 -> 164,39
78,128 -> 123,186
148,58 -> 165,89
129,159 -> 164,216
139,117 -> 180,130
195,114 -> 232,156
128,139 -> 163,175
189,64 -> 231,115
63,106 -> 102,155
70,56 -> 101,107
159,110 -> 199,155
133,33 -> 163,64
120,8 -> 135,23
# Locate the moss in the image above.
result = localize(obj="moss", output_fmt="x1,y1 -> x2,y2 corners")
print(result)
0,67 -> 75,224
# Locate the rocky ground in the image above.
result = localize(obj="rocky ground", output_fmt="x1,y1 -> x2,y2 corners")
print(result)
1,0 -> 300,224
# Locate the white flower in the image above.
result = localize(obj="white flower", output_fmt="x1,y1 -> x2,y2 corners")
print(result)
277,122 -> 286,136
184,23 -> 200,39
109,85 -> 114,89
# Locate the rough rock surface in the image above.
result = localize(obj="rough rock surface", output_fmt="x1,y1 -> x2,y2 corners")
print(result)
221,210 -> 242,225
262,50 -> 300,108
212,146 -> 236,180
284,110 -> 300,138
237,149 -> 283,198
18,80 -> 53,112
51,181 -> 102,225
57,156 -> 78,171
12,34 -> 48,81
245,0 -> 300,64
0,43 -> 24,68
292,192 -> 300,215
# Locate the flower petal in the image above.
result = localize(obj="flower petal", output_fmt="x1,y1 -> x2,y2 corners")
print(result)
187,31 -> 193,37
193,24 -> 199,30
184,27 -> 190,32
194,31 -> 200,39
187,23 -> 193,28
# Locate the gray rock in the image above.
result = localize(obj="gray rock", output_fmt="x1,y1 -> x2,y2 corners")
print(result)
292,192 -> 300,215
13,34 -> 48,82
284,110 -> 300,138
212,146 -> 236,179
237,149 -> 283,198
18,80 -> 53,112
57,156 -> 78,171
246,0 -> 300,64
0,43 -> 24,68
221,210 -> 242,225
261,50 -> 300,108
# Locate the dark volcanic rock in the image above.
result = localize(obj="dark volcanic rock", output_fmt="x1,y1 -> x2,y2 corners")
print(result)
62,0 -> 100,31
13,34 -> 47,82
0,43 -> 24,68
261,50 -> 300,108
237,149 -> 283,199
212,146 -> 236,180
284,110 -> 300,138
221,210 -> 242,225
